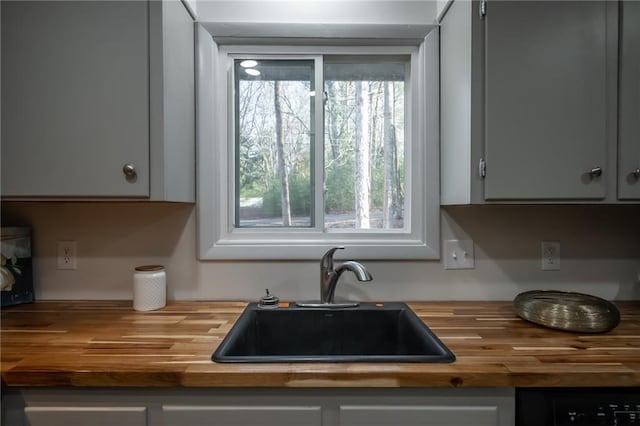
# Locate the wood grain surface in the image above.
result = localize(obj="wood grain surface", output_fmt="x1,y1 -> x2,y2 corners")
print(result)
1,301 -> 638,388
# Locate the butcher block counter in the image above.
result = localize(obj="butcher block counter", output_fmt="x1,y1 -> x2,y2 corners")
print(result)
1,300 -> 639,388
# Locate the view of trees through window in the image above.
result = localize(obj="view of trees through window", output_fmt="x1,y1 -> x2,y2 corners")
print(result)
235,57 -> 407,230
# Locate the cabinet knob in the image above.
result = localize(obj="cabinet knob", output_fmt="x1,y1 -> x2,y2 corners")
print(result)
589,166 -> 602,178
633,168 -> 640,178
122,163 -> 137,178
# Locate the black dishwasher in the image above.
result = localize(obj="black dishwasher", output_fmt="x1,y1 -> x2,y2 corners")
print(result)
517,388 -> 640,425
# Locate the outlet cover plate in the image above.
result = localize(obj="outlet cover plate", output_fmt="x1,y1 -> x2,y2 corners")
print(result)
443,239 -> 475,270
57,241 -> 77,270
541,240 -> 560,271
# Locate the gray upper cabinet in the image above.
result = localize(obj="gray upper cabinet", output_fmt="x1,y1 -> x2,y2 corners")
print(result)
618,1 -> 640,200
1,0 -> 195,201
484,1 -> 609,200
441,0 -> 622,204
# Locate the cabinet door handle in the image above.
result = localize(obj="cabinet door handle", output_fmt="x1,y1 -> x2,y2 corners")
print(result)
633,168 -> 640,178
589,166 -> 602,178
122,163 -> 137,178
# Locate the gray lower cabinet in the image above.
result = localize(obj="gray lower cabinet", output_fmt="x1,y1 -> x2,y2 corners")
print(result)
24,407 -> 148,426
162,405 -> 322,426
339,405 -> 499,426
440,0 -> 624,204
0,0 -> 195,201
1,388 -> 515,426
618,1 -> 640,200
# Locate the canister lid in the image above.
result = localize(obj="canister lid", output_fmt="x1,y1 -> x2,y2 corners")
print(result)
134,265 -> 164,272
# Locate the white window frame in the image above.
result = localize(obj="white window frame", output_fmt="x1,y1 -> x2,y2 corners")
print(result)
197,28 -> 440,260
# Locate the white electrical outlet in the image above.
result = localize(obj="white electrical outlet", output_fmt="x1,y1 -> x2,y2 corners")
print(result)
443,239 -> 475,270
541,241 -> 560,271
57,241 -> 77,270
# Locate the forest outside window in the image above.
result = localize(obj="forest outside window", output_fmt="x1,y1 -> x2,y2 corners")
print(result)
235,56 -> 406,231
198,43 -> 440,260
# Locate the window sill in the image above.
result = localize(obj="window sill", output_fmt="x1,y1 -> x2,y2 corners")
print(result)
201,238 -> 438,260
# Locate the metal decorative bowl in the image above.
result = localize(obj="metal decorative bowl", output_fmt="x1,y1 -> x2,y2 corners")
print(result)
514,290 -> 620,333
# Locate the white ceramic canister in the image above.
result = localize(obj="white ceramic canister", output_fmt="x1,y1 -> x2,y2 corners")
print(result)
133,265 -> 166,311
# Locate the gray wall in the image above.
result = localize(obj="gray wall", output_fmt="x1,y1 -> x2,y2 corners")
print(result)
2,202 -> 638,301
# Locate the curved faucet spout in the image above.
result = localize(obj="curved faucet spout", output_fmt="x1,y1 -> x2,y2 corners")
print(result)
336,261 -> 373,282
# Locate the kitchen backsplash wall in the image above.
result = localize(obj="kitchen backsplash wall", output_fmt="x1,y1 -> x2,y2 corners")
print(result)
1,202 -> 639,301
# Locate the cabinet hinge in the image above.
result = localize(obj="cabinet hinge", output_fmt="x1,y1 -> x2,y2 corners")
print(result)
479,158 -> 486,178
479,0 -> 487,18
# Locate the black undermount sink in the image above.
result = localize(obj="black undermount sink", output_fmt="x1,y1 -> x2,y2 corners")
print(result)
212,302 -> 455,363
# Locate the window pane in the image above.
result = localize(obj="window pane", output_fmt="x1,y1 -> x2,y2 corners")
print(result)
324,60 -> 407,230
234,59 -> 315,228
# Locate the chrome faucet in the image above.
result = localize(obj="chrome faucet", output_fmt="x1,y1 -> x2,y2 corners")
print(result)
319,247 -> 373,305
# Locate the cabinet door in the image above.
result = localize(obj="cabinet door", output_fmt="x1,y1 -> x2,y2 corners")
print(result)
339,405 -> 498,426
618,1 -> 640,200
1,1 -> 150,197
162,405 -> 322,426
484,1 -> 608,200
149,0 -> 196,202
24,406 -> 147,426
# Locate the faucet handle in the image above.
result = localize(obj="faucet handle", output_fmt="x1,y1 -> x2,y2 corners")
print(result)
320,246 -> 344,269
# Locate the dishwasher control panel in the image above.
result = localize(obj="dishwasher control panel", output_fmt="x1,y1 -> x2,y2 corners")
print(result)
554,400 -> 639,425
517,388 -> 640,426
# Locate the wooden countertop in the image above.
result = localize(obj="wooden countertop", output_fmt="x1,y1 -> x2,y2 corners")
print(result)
1,301 -> 639,388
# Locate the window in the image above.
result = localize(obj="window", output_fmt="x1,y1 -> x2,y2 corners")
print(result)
197,39 -> 439,260
235,56 -> 407,231
234,58 -> 315,228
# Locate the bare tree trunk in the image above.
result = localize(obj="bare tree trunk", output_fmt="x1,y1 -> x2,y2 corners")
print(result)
326,81 -> 339,162
383,81 -> 394,229
355,81 -> 370,229
274,81 -> 292,226
370,82 -> 380,206
392,83 -> 402,221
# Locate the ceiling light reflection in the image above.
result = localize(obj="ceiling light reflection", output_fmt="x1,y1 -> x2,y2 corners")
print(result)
240,60 -> 258,68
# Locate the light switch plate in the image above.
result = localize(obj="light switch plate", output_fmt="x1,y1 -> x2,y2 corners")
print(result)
443,239 -> 475,270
